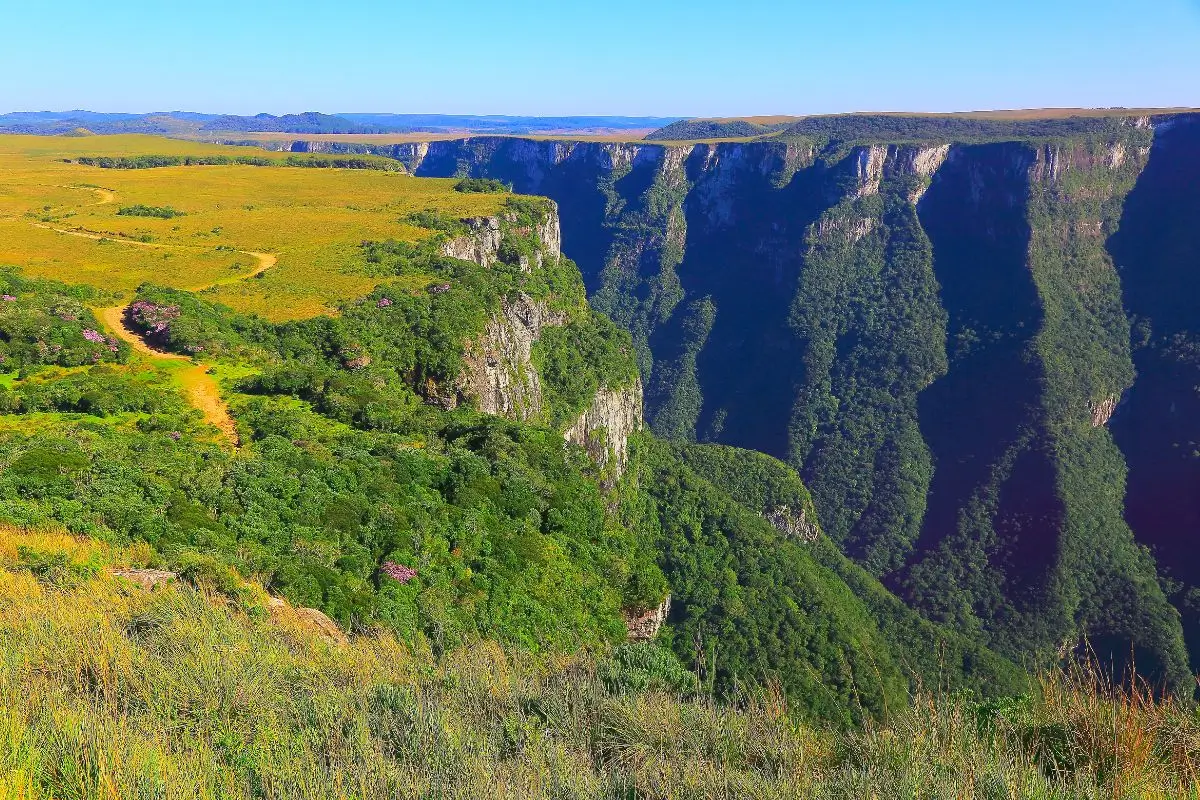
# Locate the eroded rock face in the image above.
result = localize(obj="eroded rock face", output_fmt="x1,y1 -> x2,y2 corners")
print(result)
764,505 -> 820,543
624,594 -> 670,642
456,295 -> 567,421
441,217 -> 502,267
893,144 -> 952,203
564,380 -> 644,481
112,568 -> 177,590
439,202 -> 562,272
853,144 -> 890,198
1090,395 -> 1119,427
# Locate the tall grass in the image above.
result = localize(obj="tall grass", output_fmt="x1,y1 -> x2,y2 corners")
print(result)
0,529 -> 1196,799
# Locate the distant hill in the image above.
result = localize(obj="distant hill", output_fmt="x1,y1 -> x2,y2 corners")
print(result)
0,110 -> 683,138
0,111 -> 216,136
647,108 -> 1200,142
199,112 -> 381,134
645,117 -> 796,140
339,113 -> 681,134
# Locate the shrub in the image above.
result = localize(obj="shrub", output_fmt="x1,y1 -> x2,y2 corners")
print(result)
454,177 -> 511,194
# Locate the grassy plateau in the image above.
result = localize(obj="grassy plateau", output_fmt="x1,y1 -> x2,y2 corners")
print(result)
0,134 -> 505,320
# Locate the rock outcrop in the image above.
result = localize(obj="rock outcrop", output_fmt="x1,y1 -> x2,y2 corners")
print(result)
623,594 -> 670,642
112,568 -> 177,590
764,505 -> 820,543
455,294 -> 566,421
439,202 -> 562,272
440,216 -> 503,267
563,380 -> 643,481
1089,395 -> 1118,428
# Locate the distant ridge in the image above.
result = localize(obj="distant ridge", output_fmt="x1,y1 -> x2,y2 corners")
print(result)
645,108 -> 1200,141
198,112 -> 380,134
0,110 -> 683,138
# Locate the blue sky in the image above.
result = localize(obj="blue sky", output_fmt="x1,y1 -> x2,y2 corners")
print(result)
4,0 -> 1199,116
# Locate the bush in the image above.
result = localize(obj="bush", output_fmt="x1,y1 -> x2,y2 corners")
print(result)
454,177 -> 510,194
598,643 -> 701,697
117,204 -> 186,219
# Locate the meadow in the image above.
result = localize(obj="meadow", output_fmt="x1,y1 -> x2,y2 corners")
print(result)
0,134 -> 505,320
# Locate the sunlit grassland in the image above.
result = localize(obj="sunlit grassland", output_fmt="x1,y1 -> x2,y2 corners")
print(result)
0,134 -> 507,320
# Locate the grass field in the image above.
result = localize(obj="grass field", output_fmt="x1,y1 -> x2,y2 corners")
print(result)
0,527 -> 1195,799
0,134 -> 507,320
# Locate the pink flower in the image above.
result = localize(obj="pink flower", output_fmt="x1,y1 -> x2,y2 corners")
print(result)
128,301 -> 180,335
82,328 -> 105,343
376,297 -> 393,308
380,561 -> 417,584
1,295 -> 15,302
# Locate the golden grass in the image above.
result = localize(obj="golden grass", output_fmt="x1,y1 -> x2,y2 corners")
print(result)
0,529 -> 1196,799
0,135 -> 508,320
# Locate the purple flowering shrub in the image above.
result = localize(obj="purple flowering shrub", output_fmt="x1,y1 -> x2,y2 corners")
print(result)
0,270 -> 128,369
381,561 -> 417,584
128,300 -> 181,338
126,287 -> 263,357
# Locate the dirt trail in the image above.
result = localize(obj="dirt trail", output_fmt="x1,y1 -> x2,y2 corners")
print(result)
32,208 -> 278,448
98,306 -> 240,446
84,187 -> 115,205
30,223 -> 275,290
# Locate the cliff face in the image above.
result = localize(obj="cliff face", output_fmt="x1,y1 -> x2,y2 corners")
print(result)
563,380 -> 644,481
439,202 -> 642,479
440,205 -> 562,271
245,115 -> 1200,690
454,293 -> 565,421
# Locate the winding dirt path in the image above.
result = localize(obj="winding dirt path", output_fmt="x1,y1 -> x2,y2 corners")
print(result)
83,187 -> 115,205
30,223 -> 275,290
98,306 -> 240,446
28,204 -> 278,448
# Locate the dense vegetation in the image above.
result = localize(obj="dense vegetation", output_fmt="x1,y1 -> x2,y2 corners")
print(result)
75,153 -> 403,171
644,118 -> 792,141
455,177 -> 512,193
117,203 -> 186,218
0,532 -> 1194,799
405,122 -> 1200,693
777,113 -> 1140,145
0,269 -> 128,370
645,112 -> 1166,145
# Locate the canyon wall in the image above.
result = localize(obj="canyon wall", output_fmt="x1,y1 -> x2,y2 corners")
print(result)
245,115 -> 1200,690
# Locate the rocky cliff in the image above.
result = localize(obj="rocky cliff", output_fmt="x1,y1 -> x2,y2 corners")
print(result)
453,293 -> 565,421
563,380 -> 643,481
437,201 -> 642,478
440,204 -> 562,271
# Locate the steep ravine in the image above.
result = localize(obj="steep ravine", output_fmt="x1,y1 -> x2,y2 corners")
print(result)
247,116 -> 1200,689
1109,116 -> 1200,664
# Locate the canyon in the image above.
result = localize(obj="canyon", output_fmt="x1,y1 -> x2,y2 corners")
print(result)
246,114 -> 1200,690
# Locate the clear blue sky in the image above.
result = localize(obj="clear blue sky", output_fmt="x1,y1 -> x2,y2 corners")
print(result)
4,0 -> 1199,116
